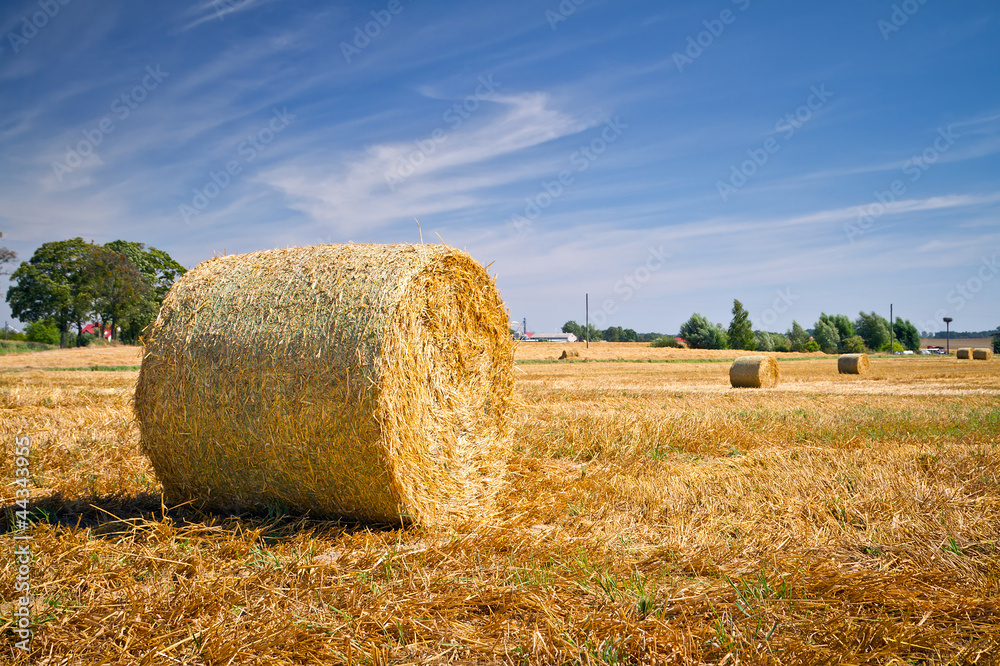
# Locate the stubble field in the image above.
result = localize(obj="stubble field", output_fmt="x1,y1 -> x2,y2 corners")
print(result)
2,343 -> 999,664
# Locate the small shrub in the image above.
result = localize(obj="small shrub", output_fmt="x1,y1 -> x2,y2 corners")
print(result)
841,335 -> 867,353
25,320 -> 60,345
650,336 -> 680,348
804,340 -> 821,352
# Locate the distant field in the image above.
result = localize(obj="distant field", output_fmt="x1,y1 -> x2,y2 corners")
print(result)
1,343 -> 998,663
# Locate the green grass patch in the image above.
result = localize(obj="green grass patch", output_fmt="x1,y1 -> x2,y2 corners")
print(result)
0,340 -> 59,354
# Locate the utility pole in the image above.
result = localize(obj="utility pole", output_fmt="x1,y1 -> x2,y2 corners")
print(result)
890,304 -> 893,353
944,317 -> 953,354
585,293 -> 589,349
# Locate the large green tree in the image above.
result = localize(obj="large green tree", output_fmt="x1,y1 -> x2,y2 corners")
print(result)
787,320 -> 809,352
6,238 -> 96,346
855,311 -> 891,351
892,317 -> 920,351
679,313 -> 729,349
727,299 -> 755,351
813,319 -> 840,354
817,313 -> 855,345
87,246 -> 151,340
102,241 -> 185,342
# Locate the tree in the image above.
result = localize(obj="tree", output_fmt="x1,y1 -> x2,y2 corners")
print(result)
562,320 -> 583,338
817,313 -> 855,342
787,320 -> 809,352
104,241 -> 185,300
87,247 -> 151,340
562,319 -> 599,343
6,238 -> 97,347
622,328 -> 638,342
754,330 -> 774,352
993,329 -> 999,354
727,299 -> 755,351
103,241 -> 185,343
841,335 -> 867,353
0,246 -> 16,276
24,320 -> 60,345
892,317 -> 920,351
771,332 -> 792,352
679,313 -> 729,349
855,311 -> 891,351
813,319 -> 840,354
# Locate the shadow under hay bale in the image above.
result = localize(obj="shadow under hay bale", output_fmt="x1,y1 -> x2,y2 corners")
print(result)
973,348 -> 994,360
729,355 -> 780,388
956,348 -> 972,359
558,349 -> 580,360
838,353 -> 870,375
134,244 -> 515,527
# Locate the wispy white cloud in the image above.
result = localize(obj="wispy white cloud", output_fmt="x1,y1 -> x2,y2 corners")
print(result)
262,92 -> 595,234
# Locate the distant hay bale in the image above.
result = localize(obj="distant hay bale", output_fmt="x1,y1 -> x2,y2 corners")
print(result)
838,353 -> 870,375
729,355 -> 780,388
559,349 -> 580,360
134,244 -> 515,526
973,348 -> 994,360
956,348 -> 972,359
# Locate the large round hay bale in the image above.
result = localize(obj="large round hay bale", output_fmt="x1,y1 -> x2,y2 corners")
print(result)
973,348 -> 994,360
956,348 -> 972,359
134,244 -> 515,526
729,355 -> 780,388
838,353 -> 870,374
558,349 -> 580,360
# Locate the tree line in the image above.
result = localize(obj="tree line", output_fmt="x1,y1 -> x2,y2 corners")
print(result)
678,301 -> 923,353
3,238 -> 185,347
559,299 -> 986,354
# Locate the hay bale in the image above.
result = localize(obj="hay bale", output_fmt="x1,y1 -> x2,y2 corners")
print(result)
956,348 -> 972,359
838,353 -> 870,375
558,349 -> 580,360
973,348 -> 994,360
729,355 -> 780,388
134,244 -> 515,526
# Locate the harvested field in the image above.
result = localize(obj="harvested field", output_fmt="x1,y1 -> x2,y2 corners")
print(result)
2,343 -> 999,664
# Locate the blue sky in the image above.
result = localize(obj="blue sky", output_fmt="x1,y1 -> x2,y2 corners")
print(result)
1,0 -> 998,335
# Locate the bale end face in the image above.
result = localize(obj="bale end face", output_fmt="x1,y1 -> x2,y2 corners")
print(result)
729,355 -> 780,388
838,353 -> 870,374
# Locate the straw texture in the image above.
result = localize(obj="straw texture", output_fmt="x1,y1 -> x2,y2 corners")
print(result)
956,348 -> 972,359
973,348 -> 994,360
559,349 -> 580,359
729,355 -> 780,388
838,353 -> 870,375
134,244 -> 515,526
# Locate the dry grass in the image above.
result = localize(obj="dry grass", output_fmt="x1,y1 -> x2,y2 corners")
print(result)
2,344 -> 999,664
